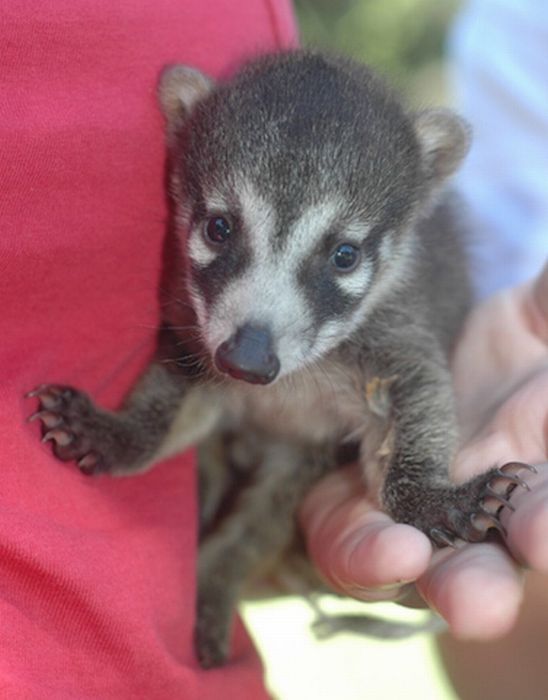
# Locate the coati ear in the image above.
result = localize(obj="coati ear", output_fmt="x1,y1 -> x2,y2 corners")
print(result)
413,109 -> 471,185
158,65 -> 214,137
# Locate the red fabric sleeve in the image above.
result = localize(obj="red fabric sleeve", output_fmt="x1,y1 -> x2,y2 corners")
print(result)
0,2 -> 297,697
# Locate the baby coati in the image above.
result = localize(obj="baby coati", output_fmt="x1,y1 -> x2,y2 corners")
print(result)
28,50 -> 533,668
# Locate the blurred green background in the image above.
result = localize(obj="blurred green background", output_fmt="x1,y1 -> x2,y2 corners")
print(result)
243,2 -> 463,698
294,0 -> 460,104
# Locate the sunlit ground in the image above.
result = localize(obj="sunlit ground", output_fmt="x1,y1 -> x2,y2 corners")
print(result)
242,596 -> 459,700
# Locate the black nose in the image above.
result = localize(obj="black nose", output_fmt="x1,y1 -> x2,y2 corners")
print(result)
214,324 -> 280,385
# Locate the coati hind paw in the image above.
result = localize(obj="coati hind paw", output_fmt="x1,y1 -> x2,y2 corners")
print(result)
427,461 -> 537,547
27,384 -> 111,475
194,609 -> 230,669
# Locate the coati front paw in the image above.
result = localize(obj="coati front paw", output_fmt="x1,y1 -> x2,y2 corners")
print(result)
27,384 -> 112,475
467,461 -> 537,538
428,461 -> 537,548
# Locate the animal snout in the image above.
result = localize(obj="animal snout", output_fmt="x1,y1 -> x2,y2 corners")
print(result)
214,324 -> 280,385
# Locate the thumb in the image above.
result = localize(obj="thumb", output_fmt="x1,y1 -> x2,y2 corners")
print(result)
300,467 -> 432,600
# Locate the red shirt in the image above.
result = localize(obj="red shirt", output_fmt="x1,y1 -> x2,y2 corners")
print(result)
0,1 -> 296,697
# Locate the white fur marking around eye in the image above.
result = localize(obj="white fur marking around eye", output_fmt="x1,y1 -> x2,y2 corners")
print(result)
284,200 -> 340,261
187,189 -> 238,268
343,220 -> 373,241
204,190 -> 231,214
311,318 -> 348,360
377,232 -> 394,266
238,181 -> 277,262
334,261 -> 373,297
188,226 -> 218,267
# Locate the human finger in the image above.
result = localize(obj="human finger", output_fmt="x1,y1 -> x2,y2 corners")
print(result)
530,258 -> 548,341
501,462 -> 548,571
417,541 -> 523,639
300,467 -> 432,601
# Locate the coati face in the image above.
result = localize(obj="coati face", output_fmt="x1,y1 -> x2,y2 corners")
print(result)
159,52 -> 469,384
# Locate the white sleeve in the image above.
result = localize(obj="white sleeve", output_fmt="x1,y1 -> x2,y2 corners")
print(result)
449,0 -> 548,298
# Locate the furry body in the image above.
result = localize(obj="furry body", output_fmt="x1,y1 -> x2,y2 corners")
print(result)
29,51 -> 529,667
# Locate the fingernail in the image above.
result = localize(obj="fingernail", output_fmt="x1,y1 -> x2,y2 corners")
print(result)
345,580 -> 414,601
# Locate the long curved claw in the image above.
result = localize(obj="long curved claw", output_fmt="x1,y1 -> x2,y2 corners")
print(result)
491,468 -> 531,491
41,428 -> 74,447
30,391 -> 60,411
474,505 -> 507,537
27,410 -> 62,429
469,512 -> 484,535
78,453 -> 101,476
484,485 -> 516,512
500,461 -> 538,474
25,384 -> 52,399
429,527 -> 458,549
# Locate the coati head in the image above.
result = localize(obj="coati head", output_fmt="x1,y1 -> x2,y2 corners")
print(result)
159,51 -> 470,385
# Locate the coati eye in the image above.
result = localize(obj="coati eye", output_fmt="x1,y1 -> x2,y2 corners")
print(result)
205,216 -> 232,244
330,243 -> 361,272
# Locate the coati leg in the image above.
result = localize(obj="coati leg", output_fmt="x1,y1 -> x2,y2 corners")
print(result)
195,439 -> 333,668
27,329 -> 219,476
365,344 -> 535,546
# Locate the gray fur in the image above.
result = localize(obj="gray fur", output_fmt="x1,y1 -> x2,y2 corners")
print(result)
29,51 -> 521,668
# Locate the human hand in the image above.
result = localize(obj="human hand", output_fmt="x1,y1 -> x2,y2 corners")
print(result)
300,261 -> 548,640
